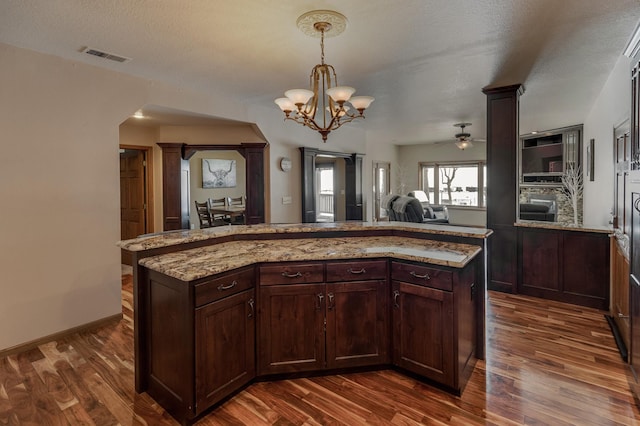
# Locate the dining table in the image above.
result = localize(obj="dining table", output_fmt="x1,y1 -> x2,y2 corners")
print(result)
210,205 -> 245,224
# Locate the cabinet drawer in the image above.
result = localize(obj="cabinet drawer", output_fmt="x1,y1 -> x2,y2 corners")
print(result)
391,262 -> 452,291
260,263 -> 324,285
326,260 -> 387,282
195,266 -> 255,307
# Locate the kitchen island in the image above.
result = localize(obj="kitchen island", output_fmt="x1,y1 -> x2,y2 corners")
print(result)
118,222 -> 492,425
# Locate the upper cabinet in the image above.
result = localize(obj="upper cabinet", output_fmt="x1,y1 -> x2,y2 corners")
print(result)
520,124 -> 582,185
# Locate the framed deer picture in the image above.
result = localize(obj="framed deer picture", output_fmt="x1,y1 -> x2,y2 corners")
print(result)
202,159 -> 237,188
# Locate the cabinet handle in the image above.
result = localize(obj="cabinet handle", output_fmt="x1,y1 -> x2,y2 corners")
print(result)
393,290 -> 400,308
348,268 -> 366,274
470,282 -> 476,301
327,293 -> 334,311
281,271 -> 303,278
315,293 -> 324,310
217,280 -> 237,291
248,298 -> 255,318
618,313 -> 630,319
410,271 -> 431,280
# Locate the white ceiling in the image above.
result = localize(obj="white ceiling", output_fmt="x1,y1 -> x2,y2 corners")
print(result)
1,0 -> 639,145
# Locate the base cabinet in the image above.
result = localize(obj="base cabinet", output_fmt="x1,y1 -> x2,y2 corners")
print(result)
326,279 -> 388,369
518,227 -> 610,309
391,260 -> 476,392
195,289 -> 255,414
392,281 -> 454,385
611,239 -> 630,352
143,266 -> 256,425
142,258 -> 478,424
258,260 -> 389,375
258,282 -> 326,374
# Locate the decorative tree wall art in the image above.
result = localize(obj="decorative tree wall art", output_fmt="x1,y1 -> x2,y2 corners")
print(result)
202,159 -> 236,188
561,164 -> 583,226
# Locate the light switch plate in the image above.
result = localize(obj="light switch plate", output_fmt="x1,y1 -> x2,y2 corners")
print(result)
282,196 -> 292,204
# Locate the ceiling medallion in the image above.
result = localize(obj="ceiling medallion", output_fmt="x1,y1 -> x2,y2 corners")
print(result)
274,10 -> 374,142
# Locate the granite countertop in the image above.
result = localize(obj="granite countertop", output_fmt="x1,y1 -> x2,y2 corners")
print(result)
118,221 -> 493,252
139,236 -> 482,282
514,220 -> 612,234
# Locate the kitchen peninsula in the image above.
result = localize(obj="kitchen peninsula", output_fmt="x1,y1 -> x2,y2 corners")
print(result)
118,222 -> 492,425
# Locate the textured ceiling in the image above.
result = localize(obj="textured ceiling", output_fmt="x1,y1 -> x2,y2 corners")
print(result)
1,0 -> 639,145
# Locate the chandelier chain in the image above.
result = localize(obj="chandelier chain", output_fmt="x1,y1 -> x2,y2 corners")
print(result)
320,28 -> 325,65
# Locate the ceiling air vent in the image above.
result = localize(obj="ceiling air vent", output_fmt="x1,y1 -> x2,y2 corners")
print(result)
81,47 -> 131,63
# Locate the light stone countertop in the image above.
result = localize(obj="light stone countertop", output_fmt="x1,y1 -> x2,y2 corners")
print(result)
139,236 -> 482,282
514,220 -> 612,234
118,221 -> 492,252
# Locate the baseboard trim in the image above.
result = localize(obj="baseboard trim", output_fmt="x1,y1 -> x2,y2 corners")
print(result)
0,313 -> 123,358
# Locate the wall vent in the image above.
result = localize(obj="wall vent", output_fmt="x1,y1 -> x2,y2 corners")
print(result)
81,47 -> 131,63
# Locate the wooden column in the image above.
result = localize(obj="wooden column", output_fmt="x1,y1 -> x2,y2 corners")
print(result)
158,143 -> 190,231
482,84 -> 524,293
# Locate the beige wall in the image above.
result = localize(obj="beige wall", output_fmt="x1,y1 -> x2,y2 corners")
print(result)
0,41 -> 369,351
583,54 -> 631,227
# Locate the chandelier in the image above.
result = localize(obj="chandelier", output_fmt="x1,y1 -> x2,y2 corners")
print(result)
274,10 -> 374,142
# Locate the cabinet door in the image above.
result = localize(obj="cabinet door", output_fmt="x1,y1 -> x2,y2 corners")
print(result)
392,281 -> 454,387
519,228 -> 561,295
195,289 -> 255,414
326,280 -> 389,369
258,283 -> 325,375
562,232 -> 610,309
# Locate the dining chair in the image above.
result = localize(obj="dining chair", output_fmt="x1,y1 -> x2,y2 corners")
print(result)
194,201 -> 214,228
226,195 -> 246,224
227,195 -> 245,207
208,197 -> 230,224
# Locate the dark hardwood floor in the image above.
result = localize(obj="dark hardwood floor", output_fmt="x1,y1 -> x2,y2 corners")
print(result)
1,272 -> 639,425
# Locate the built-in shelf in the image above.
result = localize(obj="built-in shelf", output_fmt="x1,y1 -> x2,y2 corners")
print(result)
519,124 -> 582,185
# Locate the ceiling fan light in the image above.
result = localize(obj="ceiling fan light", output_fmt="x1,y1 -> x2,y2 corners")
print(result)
285,89 -> 314,106
455,140 -> 473,150
326,86 -> 355,102
275,97 -> 295,112
349,95 -> 374,110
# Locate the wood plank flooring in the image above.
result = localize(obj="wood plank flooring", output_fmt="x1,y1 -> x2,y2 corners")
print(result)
1,273 -> 639,425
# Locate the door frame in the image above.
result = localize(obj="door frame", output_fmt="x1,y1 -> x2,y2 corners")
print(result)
373,161 -> 391,221
120,144 -> 154,235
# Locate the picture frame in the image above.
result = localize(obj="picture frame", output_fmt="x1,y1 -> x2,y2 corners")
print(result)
202,158 -> 236,188
587,138 -> 595,181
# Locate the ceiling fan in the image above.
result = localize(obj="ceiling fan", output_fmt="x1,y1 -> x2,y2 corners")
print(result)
452,122 -> 485,150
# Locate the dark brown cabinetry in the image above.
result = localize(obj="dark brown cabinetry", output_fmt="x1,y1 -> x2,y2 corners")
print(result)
258,260 -> 388,375
517,227 -> 610,310
258,280 -> 326,374
137,251 -> 482,424
391,261 -> 476,392
195,288 -> 255,414
483,84 -> 524,293
520,125 -> 582,185
325,260 -> 389,369
611,239 -> 630,352
142,266 -> 256,424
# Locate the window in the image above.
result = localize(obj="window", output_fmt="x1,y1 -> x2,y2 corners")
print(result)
419,162 -> 486,207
